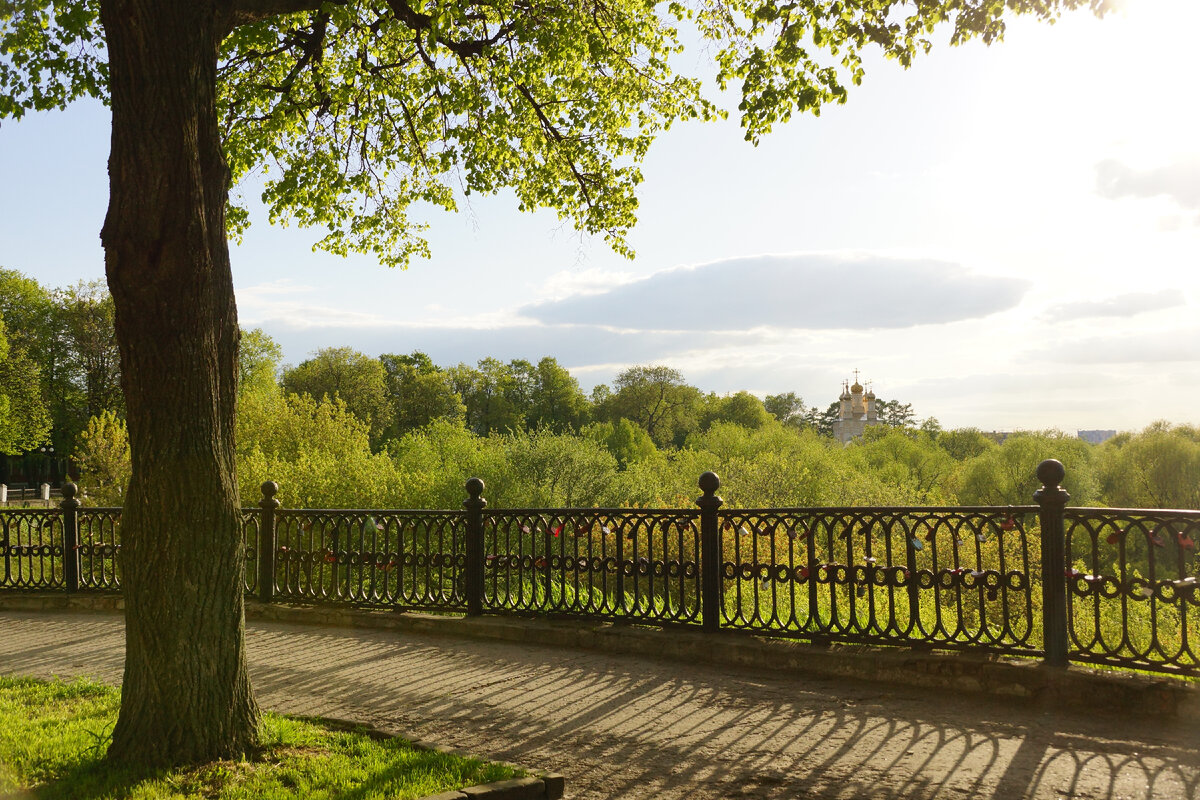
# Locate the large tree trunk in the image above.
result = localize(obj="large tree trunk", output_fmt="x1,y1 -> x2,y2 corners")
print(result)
99,0 -> 259,765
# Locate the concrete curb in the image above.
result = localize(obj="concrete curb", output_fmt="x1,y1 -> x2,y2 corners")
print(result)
300,717 -> 564,800
3,593 -> 1196,720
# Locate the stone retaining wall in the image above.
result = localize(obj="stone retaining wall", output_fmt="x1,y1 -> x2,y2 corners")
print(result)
3,592 -> 1196,719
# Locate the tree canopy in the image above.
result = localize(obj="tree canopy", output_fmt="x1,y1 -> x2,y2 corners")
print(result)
0,269 -> 122,458
282,346 -> 391,442
3,0 -> 1107,267
0,316 -> 52,454
595,365 -> 704,447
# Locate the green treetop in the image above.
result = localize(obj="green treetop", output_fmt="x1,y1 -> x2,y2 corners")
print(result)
2,0 -> 1108,269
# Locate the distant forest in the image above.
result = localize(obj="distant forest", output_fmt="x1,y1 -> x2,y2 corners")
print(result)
4,268 -> 1199,511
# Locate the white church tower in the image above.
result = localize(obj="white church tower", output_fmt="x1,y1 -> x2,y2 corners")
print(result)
832,370 -> 880,444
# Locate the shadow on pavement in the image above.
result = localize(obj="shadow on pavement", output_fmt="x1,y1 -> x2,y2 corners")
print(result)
3,611 -> 1198,800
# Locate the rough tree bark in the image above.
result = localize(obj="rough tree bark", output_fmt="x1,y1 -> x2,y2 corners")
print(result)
99,0 -> 260,765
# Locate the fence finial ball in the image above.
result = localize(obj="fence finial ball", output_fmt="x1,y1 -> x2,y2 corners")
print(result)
1037,459 -> 1065,487
261,481 -> 279,498
466,477 -> 485,497
62,482 -> 77,500
699,471 -> 720,494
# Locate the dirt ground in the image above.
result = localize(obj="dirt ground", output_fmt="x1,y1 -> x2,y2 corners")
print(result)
2,609 -> 1197,799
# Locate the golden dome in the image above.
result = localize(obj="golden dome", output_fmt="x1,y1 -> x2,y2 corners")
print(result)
851,381 -> 863,393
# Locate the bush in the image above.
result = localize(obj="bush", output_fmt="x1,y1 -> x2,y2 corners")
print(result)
956,432 -> 1098,507
237,391 -> 409,508
73,410 -> 130,506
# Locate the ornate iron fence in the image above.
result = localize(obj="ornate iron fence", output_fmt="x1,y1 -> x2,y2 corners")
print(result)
1062,507 -> 1199,675
2,462 -> 1197,677
78,505 -> 121,590
0,506 -> 63,589
269,506 -> 468,609
711,504 -> 1039,656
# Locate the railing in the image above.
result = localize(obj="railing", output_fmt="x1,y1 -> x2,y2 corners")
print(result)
711,504 -> 1039,656
2,461 -> 1197,677
1063,507 -> 1199,675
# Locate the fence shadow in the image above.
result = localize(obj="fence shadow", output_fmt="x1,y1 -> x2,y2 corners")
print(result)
3,609 -> 1197,799
242,618 -> 1200,800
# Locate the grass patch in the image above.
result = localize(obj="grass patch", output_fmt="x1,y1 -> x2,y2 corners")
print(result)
0,676 -> 520,799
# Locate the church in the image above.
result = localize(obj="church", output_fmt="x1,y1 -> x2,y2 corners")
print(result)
831,371 -> 881,444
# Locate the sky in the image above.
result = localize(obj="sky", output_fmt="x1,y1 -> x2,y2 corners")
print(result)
2,0 -> 1198,433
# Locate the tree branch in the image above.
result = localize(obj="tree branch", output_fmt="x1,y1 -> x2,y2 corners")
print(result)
514,82 -> 593,207
383,0 -> 518,59
223,0 -> 344,34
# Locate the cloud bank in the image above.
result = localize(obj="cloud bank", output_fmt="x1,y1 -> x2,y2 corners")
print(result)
1043,289 -> 1185,322
1034,328 -> 1200,364
521,254 -> 1028,332
259,319 -> 758,368
1095,157 -> 1200,213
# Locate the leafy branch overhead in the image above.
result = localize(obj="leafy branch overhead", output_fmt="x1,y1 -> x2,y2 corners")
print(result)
1,0 -> 1110,267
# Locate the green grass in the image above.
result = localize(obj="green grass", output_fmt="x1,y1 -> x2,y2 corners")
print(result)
0,676 -> 520,800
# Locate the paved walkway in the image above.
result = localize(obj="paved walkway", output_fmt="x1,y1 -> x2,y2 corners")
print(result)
3,609 -> 1198,799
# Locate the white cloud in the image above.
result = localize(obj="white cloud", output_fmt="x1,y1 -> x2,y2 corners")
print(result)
257,319 -> 761,367
521,253 -> 1029,332
1095,157 -> 1200,214
533,268 -> 638,302
235,278 -> 315,300
237,281 -> 517,330
1032,328 -> 1200,364
1042,289 -> 1185,322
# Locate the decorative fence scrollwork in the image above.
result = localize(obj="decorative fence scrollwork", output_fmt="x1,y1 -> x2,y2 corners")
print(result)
713,506 -> 1038,657
1063,508 -> 1200,675
2,460 -> 1196,677
479,506 -> 701,625
0,507 -> 63,589
270,508 -> 468,610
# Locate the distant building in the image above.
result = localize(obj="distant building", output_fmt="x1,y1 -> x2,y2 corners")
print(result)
1078,429 -> 1117,445
832,371 -> 881,444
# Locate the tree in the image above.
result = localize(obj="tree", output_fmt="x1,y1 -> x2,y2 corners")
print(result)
850,426 -> 955,503
379,352 -> 466,437
937,427 -> 996,461
0,268 -> 55,356
1097,422 -> 1200,509
1,0 -> 1105,767
0,270 -> 71,458
282,347 -> 391,444
956,431 -> 1098,506
876,398 -> 917,428
702,391 -> 773,431
496,428 -> 617,507
237,390 -> 407,508
764,392 -> 807,428
449,358 -> 526,435
73,409 -> 132,506
238,328 -> 283,399
811,402 -> 840,438
55,281 -> 124,428
0,272 -> 123,459
526,357 -> 590,433
583,418 -> 657,468
0,316 -> 52,455
596,366 -> 704,447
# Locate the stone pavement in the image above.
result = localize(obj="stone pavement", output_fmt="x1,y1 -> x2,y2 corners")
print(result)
2,609 -> 1198,799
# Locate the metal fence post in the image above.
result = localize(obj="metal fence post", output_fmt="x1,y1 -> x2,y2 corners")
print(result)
1035,459 -> 1070,667
903,523 -> 919,621
258,481 -> 280,604
464,477 -> 487,616
697,472 -> 723,632
60,482 -> 80,593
